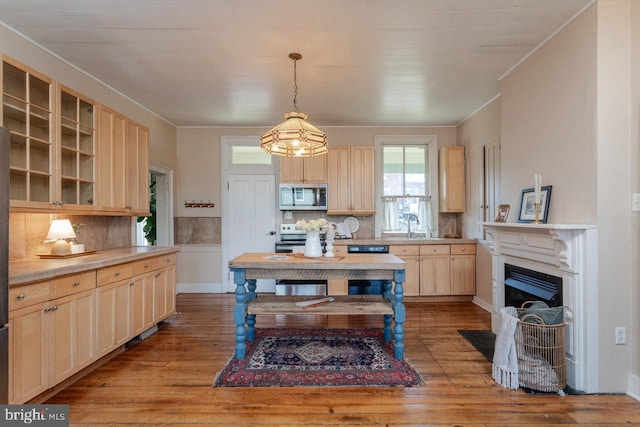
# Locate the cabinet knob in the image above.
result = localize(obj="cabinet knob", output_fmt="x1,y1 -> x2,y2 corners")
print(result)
129,281 -> 135,286
155,272 -> 161,278
460,248 -> 466,252
17,293 -> 25,300
115,271 -> 121,276
144,264 -> 150,269
53,305 -> 58,311
44,307 -> 51,312
73,280 -> 81,286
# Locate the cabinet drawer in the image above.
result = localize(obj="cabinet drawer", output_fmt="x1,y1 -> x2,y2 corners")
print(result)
450,244 -> 476,255
390,245 -> 419,256
132,258 -> 159,275
50,271 -> 96,299
157,254 -> 176,267
420,245 -> 450,255
97,263 -> 134,286
9,281 -> 50,311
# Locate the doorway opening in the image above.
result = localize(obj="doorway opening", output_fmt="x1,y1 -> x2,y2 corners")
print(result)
135,164 -> 174,247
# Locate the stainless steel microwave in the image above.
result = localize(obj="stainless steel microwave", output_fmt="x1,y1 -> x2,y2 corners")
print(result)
279,183 -> 328,211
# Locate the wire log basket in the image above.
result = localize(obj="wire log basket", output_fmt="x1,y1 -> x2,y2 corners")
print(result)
515,302 -> 567,393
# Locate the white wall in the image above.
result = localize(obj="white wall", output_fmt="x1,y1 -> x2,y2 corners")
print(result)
499,2 -> 635,393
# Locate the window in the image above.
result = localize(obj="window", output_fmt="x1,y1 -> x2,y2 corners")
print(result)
231,146 -> 272,165
374,135 -> 438,237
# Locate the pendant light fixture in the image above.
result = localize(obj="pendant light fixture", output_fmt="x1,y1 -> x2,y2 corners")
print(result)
260,53 -> 328,157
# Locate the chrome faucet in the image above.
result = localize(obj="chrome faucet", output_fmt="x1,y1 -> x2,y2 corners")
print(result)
406,214 -> 419,239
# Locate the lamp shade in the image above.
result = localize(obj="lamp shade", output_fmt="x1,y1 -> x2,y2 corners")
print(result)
46,219 -> 77,240
260,112 -> 328,157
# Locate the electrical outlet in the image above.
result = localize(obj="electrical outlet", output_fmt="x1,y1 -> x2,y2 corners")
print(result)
284,211 -> 293,220
615,327 -> 626,345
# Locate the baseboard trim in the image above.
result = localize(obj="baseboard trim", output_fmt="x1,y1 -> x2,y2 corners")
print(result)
472,295 -> 493,314
628,373 -> 640,401
177,282 -> 223,293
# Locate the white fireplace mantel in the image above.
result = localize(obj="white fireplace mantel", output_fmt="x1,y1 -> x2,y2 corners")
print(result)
482,222 -> 598,393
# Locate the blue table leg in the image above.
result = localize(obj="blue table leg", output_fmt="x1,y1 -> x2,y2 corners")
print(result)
383,280 -> 393,342
392,269 -> 406,360
231,268 -> 248,359
246,279 -> 257,342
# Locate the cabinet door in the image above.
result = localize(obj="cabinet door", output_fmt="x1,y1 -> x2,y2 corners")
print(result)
97,105 -> 126,211
439,146 -> 465,213
96,278 -> 133,357
327,147 -> 350,213
125,120 -> 149,214
279,157 -> 304,183
49,289 -> 96,385
9,303 -> 48,403
132,273 -> 156,335
3,57 -> 55,209
419,245 -> 451,296
58,85 -> 96,210
420,255 -> 450,295
390,245 -> 420,296
450,255 -> 476,295
153,269 -> 167,322
302,155 -> 327,183
349,146 -> 375,214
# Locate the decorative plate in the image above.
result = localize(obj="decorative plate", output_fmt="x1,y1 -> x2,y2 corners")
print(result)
344,216 -> 360,233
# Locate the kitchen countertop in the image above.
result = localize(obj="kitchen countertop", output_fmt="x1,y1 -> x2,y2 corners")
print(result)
9,246 -> 180,286
332,237 -> 477,245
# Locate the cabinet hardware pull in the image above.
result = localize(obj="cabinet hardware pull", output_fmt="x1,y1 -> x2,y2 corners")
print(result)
145,264 -> 150,269
44,307 -> 51,312
53,305 -> 58,311
73,281 -> 81,286
129,281 -> 134,286
461,248 -> 465,252
155,272 -> 161,278
115,271 -> 121,276
17,293 -> 25,300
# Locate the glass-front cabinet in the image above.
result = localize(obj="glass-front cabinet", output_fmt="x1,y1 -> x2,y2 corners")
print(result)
2,57 -> 96,211
2,57 -> 54,208
58,86 -> 96,209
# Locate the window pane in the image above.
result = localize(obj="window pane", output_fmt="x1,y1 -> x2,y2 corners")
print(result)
232,146 -> 272,165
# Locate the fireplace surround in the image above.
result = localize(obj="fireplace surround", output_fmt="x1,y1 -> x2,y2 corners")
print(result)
483,223 -> 597,393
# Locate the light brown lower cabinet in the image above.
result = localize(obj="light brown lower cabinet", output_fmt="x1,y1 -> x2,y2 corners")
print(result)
9,253 -> 177,404
9,271 -> 96,404
328,244 -> 475,297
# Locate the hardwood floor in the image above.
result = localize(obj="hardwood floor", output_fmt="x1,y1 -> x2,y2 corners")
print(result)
47,294 -> 639,426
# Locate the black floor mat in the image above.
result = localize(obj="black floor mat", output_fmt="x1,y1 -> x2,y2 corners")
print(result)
458,329 -> 496,362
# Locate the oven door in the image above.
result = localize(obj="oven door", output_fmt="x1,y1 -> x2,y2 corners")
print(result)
274,243 -> 327,296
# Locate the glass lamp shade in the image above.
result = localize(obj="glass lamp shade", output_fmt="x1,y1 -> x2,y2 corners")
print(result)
46,219 -> 77,255
260,112 -> 328,157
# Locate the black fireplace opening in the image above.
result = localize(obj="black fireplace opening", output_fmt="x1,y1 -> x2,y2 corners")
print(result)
504,264 -> 562,308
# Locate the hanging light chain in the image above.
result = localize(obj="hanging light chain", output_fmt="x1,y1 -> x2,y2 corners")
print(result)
289,52 -> 302,112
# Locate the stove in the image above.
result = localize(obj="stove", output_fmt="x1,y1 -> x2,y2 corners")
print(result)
274,224 -> 327,296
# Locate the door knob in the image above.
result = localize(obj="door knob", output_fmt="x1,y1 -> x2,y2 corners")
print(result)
266,231 -> 276,236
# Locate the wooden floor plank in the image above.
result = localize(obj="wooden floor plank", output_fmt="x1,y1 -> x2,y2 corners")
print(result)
44,294 -> 639,426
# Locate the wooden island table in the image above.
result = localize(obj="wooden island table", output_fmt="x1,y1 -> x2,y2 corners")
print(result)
228,252 -> 407,360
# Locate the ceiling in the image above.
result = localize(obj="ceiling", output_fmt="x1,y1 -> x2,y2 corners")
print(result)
0,0 -> 592,128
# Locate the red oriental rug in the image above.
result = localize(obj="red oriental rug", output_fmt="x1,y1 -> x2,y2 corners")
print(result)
213,328 -> 421,387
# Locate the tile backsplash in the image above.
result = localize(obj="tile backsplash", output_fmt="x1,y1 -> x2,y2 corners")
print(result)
9,213 -> 132,261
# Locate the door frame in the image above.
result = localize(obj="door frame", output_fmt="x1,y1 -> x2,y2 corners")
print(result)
221,136 -> 278,292
131,163 -> 174,246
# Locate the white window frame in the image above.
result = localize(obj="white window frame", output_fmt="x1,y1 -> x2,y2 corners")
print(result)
374,135 -> 439,238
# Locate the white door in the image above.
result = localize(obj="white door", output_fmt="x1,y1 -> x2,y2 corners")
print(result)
225,174 -> 277,292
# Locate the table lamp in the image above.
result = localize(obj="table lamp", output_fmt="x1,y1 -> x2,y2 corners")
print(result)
46,219 -> 77,255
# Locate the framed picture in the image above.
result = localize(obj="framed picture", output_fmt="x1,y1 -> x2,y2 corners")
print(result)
518,185 -> 552,223
494,204 -> 510,222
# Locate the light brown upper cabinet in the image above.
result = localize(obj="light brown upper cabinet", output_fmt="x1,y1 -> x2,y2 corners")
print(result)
97,105 -> 149,215
327,146 -> 375,215
439,146 -> 465,213
280,155 -> 327,183
57,85 -> 96,211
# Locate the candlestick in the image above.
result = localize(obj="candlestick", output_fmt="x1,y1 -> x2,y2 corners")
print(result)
532,202 -> 542,224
